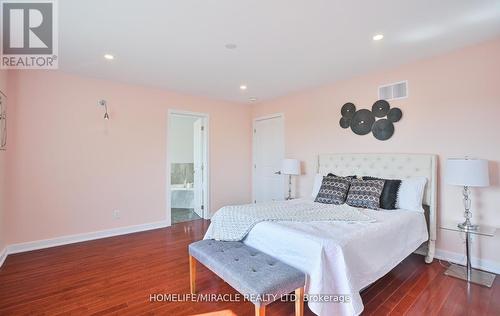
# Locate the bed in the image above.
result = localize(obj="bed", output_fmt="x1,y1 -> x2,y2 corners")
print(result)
206,153 -> 437,316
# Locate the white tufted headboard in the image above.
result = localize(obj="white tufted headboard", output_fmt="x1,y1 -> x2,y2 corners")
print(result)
317,153 -> 437,263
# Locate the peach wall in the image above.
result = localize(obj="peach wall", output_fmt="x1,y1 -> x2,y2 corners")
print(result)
252,38 -> 500,269
5,71 -> 252,244
0,70 -> 7,253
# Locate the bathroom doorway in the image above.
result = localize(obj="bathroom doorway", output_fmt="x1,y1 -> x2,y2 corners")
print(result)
168,111 -> 209,224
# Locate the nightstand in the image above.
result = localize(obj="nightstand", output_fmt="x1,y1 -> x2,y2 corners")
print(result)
440,222 -> 496,287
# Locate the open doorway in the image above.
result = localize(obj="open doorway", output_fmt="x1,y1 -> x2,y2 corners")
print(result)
168,111 -> 209,224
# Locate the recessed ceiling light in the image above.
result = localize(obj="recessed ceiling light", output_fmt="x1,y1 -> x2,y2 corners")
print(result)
373,34 -> 384,41
240,85 -> 247,91
249,97 -> 257,102
104,54 -> 115,60
225,43 -> 237,49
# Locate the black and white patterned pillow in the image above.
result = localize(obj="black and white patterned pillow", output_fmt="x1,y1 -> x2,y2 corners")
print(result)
314,176 -> 351,205
346,179 -> 385,210
363,176 -> 401,209
327,173 -> 357,180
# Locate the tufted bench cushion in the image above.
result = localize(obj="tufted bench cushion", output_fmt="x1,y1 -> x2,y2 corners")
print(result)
188,240 -> 305,315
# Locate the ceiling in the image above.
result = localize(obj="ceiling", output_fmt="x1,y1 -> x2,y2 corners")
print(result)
60,0 -> 500,103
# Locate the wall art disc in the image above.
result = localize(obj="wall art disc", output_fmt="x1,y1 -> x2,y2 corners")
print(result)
387,107 -> 402,122
339,117 -> 351,129
350,109 -> 375,135
372,119 -> 394,140
372,100 -> 390,117
341,102 -> 356,118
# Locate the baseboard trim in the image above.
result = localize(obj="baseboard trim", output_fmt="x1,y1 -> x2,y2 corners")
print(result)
3,224 -> 499,276
6,220 -> 169,257
0,246 -> 7,268
415,247 -> 500,275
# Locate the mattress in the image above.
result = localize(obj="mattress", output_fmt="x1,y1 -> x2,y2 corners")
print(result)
242,206 -> 428,316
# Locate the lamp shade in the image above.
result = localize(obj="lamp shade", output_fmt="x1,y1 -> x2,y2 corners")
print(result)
282,159 -> 301,175
445,158 -> 489,187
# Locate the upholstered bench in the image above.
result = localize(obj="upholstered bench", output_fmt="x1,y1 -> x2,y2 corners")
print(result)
188,240 -> 305,316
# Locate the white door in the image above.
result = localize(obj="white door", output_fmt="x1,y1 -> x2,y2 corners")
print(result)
193,118 -> 204,217
253,115 -> 285,203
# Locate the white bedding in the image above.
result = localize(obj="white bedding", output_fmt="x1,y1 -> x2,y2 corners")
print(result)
240,201 -> 429,316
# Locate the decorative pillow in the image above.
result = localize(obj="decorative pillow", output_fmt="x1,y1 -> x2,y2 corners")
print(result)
396,177 -> 427,212
346,179 -> 385,210
363,176 -> 401,210
311,173 -> 355,199
314,176 -> 351,204
327,173 -> 357,180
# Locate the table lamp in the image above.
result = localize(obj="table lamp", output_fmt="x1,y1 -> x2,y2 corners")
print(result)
445,158 -> 489,230
282,159 -> 301,200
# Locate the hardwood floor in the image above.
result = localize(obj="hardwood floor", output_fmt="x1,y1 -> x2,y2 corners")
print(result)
0,219 -> 498,316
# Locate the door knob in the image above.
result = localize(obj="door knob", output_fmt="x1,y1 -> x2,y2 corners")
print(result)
274,171 -> 282,175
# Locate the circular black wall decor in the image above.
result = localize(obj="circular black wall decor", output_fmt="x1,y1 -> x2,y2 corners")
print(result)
387,108 -> 402,122
372,119 -> 394,140
339,117 -> 351,129
339,99 -> 402,140
341,102 -> 356,118
372,100 -> 390,117
350,109 -> 375,135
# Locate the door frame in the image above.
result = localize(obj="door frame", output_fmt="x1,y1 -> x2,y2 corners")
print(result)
252,113 -> 285,203
167,109 -> 210,224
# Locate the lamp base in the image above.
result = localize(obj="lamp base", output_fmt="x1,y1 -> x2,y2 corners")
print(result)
458,222 -> 478,231
458,217 -> 478,231
459,186 -> 478,231
287,174 -> 293,200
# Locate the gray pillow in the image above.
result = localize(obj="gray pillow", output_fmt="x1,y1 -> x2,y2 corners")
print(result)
315,176 -> 351,205
346,179 -> 385,210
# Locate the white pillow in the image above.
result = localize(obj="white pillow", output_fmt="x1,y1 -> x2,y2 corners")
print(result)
311,173 -> 324,199
396,177 -> 427,212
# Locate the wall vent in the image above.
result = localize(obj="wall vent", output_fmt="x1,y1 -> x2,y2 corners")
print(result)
378,80 -> 408,100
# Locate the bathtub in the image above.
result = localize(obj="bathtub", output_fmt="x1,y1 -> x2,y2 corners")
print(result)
171,184 -> 195,209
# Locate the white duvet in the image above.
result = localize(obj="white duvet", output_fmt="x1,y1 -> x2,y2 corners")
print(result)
204,199 -> 428,316
244,201 -> 428,316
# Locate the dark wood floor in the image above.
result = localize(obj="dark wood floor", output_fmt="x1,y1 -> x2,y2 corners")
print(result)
0,219 -> 498,316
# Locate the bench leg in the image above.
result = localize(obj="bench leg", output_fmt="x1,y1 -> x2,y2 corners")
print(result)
255,305 -> 266,316
295,287 -> 304,316
189,255 -> 196,294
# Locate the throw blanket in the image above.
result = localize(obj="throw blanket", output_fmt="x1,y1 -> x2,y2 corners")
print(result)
204,199 -> 374,241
